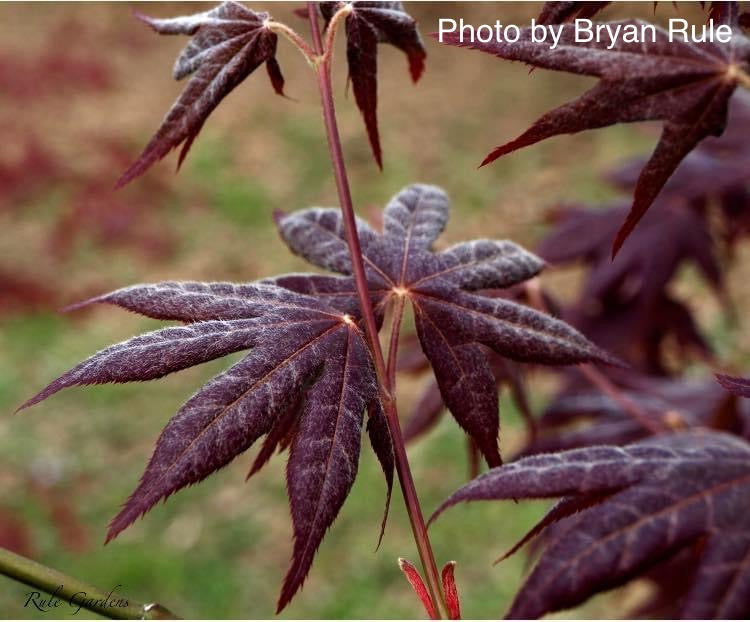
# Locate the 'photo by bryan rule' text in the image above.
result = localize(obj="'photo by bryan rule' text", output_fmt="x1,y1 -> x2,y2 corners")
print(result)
437,18 -> 735,50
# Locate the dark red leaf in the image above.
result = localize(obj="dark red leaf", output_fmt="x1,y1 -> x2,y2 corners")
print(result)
277,184 -> 615,465
320,2 -> 426,168
432,431 -> 750,619
436,18 -> 750,254
22,184 -> 615,612
538,198 -> 722,374
21,280 -> 381,611
521,375 -> 741,456
117,2 -> 284,187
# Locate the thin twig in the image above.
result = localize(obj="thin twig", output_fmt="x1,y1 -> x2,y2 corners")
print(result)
322,3 -> 353,67
0,547 -> 179,620
577,364 -> 662,434
307,3 -> 446,617
265,20 -> 316,64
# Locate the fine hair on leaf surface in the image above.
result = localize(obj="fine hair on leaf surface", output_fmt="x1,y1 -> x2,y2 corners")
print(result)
117,1 -> 286,187
21,184 -> 612,611
432,431 -> 750,619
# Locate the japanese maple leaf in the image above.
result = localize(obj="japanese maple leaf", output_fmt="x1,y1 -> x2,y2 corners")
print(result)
539,200 -> 725,309
520,375 -> 743,457
275,184 -> 615,466
567,291 -> 712,375
608,90 -> 750,247
432,431 -> 750,619
319,1 -> 426,168
437,13 -> 750,254
538,199 -> 721,373
607,90 -> 750,211
19,281 -> 393,612
117,1 -> 285,187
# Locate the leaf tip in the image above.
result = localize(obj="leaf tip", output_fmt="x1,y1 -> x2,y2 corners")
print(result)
272,209 -> 287,227
60,295 -> 102,314
133,11 -> 154,28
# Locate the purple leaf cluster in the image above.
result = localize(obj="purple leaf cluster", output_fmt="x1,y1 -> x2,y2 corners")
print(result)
20,281 -> 387,611
117,1 -> 426,186
538,198 -> 722,375
428,5 -> 750,618
275,184 -> 614,466
535,92 -> 750,377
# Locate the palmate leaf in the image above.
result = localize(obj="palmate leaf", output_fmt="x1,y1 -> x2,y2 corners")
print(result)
20,184 -> 611,612
520,374 -> 745,457
538,199 -> 720,374
276,184 -> 616,466
19,281 -> 390,612
117,1 -> 285,187
319,1 -> 426,168
567,292 -> 713,375
606,90 -> 750,246
437,11 -> 750,254
432,431 -> 750,619
539,200 -> 724,304
607,90 -> 750,204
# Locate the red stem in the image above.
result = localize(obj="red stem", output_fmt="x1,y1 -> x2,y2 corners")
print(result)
306,4 -> 445,617
577,364 -> 662,434
524,279 -> 662,434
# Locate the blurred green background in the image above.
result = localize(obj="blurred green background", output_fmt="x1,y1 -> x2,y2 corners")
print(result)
0,2 -> 745,618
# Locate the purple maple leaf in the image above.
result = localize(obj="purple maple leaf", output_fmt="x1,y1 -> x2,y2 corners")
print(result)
433,431 -> 750,619
319,1 -> 426,168
117,1 -> 285,187
436,12 -> 750,254
276,184 -> 616,466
